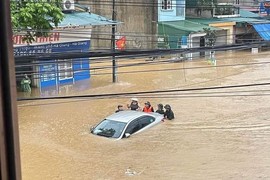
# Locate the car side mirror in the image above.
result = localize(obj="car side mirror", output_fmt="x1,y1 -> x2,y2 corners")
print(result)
124,133 -> 131,138
90,126 -> 95,133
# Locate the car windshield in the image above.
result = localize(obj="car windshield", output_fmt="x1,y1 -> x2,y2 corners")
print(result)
92,119 -> 127,138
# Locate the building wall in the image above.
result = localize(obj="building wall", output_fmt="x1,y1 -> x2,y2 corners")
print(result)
158,0 -> 185,22
215,30 -> 228,46
79,0 -> 158,49
210,22 -> 236,44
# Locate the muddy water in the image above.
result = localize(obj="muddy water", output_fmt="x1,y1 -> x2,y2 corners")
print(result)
18,51 -> 270,179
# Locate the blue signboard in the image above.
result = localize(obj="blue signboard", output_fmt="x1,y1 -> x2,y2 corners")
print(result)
14,40 -> 91,88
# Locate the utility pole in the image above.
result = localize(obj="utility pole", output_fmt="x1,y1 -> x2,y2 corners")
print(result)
0,0 -> 22,179
111,0 -> 117,83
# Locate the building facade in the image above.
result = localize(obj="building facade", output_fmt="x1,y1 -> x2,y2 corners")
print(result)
78,0 -> 158,49
14,11 -> 118,93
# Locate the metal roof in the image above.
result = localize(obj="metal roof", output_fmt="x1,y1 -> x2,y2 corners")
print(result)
252,23 -> 270,40
105,110 -> 154,123
186,18 -> 222,25
187,16 -> 269,25
57,12 -> 119,27
159,20 -> 221,33
239,9 -> 260,18
221,17 -> 268,23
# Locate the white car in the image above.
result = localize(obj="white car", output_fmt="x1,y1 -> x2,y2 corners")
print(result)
91,110 -> 164,140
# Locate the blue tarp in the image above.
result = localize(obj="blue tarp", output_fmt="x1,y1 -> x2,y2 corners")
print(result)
253,23 -> 270,40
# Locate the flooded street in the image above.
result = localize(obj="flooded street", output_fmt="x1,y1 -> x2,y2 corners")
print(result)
18,51 -> 270,179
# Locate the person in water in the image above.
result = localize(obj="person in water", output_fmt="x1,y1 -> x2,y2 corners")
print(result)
156,104 -> 165,115
115,105 -> 124,113
164,104 -> 174,120
142,101 -> 154,113
20,74 -> 31,93
127,98 -> 140,111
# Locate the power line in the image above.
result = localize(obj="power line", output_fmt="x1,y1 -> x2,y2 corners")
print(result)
14,44 -> 270,68
14,41 -> 267,61
14,58 -> 270,78
13,24 -> 270,42
17,91 -> 270,107
11,0 -> 261,9
17,81 -> 270,101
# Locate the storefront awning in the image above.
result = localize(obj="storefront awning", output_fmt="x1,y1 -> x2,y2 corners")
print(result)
56,12 -> 120,27
252,23 -> 270,40
159,20 -> 221,33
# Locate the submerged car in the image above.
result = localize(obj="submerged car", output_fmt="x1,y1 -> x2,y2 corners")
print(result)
91,110 -> 164,140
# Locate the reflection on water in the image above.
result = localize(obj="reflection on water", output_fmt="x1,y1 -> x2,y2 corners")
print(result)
18,51 -> 270,179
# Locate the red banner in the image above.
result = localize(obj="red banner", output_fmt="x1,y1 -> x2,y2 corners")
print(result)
116,36 -> 126,50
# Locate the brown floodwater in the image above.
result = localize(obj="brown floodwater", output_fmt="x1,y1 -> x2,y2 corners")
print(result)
18,51 -> 270,179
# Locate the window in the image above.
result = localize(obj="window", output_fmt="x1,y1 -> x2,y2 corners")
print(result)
137,116 -> 155,129
92,119 -> 127,138
125,120 -> 141,135
176,0 -> 185,17
58,60 -> 73,80
162,0 -> 172,10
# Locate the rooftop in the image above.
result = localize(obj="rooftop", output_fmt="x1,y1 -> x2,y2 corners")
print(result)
105,111 -> 155,123
57,12 -> 119,27
159,20 -> 221,33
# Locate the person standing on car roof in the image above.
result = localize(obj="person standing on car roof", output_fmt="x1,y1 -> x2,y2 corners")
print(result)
142,101 -> 154,113
164,104 -> 174,120
127,98 -> 141,111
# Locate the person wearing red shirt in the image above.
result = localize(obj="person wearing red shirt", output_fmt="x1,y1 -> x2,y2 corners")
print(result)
142,101 -> 154,113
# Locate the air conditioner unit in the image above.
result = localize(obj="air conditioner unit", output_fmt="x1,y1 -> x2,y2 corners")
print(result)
62,0 -> 75,11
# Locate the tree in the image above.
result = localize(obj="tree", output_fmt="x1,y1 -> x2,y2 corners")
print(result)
203,28 -> 217,47
203,28 -> 217,65
11,0 -> 64,44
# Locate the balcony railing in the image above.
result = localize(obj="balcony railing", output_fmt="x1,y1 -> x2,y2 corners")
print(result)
213,5 -> 240,17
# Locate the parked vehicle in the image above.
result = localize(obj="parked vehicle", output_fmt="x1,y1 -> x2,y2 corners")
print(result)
91,110 -> 164,140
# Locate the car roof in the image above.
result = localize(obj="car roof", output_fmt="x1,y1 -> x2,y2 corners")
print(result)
106,110 -> 154,123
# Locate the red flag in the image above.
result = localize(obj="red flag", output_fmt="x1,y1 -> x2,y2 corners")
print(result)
116,36 -> 126,50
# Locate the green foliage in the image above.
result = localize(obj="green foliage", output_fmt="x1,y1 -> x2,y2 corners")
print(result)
203,28 -> 217,47
11,0 -> 64,44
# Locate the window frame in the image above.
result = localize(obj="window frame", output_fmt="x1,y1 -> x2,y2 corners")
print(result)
137,116 -> 155,129
58,59 -> 73,80
124,119 -> 141,135
161,0 -> 173,11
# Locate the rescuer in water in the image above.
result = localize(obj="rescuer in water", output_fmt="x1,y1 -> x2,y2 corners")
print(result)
115,105 -> 124,113
164,104 -> 174,120
142,101 -> 154,113
155,104 -> 165,115
127,98 -> 140,111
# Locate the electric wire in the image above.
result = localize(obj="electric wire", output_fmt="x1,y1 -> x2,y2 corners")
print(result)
14,41 -> 267,62
17,81 -> 270,101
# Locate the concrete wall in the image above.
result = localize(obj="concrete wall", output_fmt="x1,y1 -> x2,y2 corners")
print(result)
215,30 -> 228,46
186,8 -> 213,18
79,0 -> 158,50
